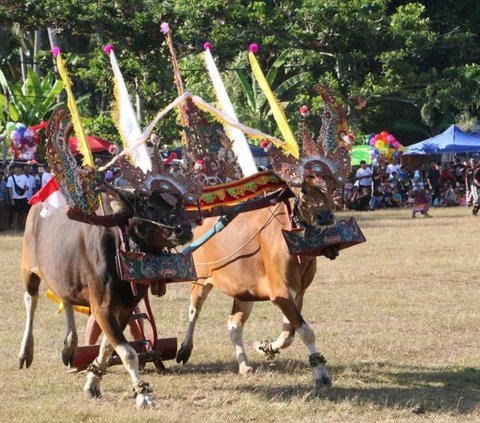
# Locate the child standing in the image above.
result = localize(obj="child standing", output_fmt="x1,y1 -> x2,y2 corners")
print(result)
411,189 -> 432,218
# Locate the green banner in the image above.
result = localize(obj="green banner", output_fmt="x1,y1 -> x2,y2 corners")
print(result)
351,145 -> 372,166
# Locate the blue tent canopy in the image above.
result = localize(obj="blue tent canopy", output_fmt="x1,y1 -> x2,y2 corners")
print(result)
406,125 -> 480,155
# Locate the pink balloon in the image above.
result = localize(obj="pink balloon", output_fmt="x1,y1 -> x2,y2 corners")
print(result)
387,134 -> 395,143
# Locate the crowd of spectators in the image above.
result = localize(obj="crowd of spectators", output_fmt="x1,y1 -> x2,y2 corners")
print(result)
337,157 -> 480,217
0,163 -> 51,231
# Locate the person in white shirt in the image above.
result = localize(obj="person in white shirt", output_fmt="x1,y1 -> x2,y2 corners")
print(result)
41,165 -> 52,187
356,160 -> 372,188
6,164 -> 29,230
24,165 -> 37,200
355,160 -> 372,210
386,159 -> 401,177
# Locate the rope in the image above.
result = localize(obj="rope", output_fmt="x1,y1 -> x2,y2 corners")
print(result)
195,203 -> 285,267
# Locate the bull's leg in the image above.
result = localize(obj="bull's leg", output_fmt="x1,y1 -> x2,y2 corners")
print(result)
61,302 -> 78,366
89,307 -> 154,409
83,334 -> 113,398
83,307 -> 141,398
84,313 -> 102,345
254,293 -> 304,358
18,271 -> 40,369
228,299 -> 254,375
254,315 -> 295,359
176,282 -> 213,364
272,296 -> 331,388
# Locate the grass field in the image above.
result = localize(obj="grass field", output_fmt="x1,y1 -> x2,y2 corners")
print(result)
1,207 -> 480,422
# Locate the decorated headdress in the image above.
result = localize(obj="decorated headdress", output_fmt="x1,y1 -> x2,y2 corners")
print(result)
48,48 -> 100,213
115,146 -> 203,206
45,109 -> 99,213
161,24 -> 246,183
270,85 -> 352,187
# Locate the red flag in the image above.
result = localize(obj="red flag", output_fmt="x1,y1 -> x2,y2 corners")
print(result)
29,177 -> 67,217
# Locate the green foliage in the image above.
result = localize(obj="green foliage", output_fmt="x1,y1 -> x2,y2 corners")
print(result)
0,68 -> 64,125
233,50 -> 311,134
82,112 -> 119,144
0,0 -> 479,145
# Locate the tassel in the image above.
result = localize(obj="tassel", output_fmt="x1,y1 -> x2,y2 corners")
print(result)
53,48 -> 95,169
248,46 -> 299,159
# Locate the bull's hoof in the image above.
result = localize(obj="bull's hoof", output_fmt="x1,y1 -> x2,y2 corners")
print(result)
176,346 -> 192,365
18,339 -> 34,369
83,386 -> 102,399
314,366 -> 332,388
315,375 -> 332,388
253,340 -> 279,360
62,333 -> 78,367
136,394 -> 155,410
239,363 -> 254,375
61,348 -> 76,367
18,353 -> 33,369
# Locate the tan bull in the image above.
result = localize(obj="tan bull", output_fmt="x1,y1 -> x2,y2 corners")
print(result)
177,172 -> 339,387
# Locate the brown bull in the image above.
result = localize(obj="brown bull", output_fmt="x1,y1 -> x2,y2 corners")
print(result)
176,172 -> 339,387
18,188 -> 193,408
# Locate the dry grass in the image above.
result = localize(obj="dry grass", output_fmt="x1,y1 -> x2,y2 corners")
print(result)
1,207 -> 480,422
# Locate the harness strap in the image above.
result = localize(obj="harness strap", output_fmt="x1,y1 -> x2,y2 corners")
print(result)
283,197 -> 296,230
284,198 -> 302,264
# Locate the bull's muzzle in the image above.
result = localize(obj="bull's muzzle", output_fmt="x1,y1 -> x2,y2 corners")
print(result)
316,211 -> 335,226
172,223 -> 193,245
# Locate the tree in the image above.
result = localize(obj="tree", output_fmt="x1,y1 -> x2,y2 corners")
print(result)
0,0 -> 479,145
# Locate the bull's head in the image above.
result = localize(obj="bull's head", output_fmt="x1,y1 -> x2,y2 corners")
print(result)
108,187 -> 192,254
270,85 -> 352,230
112,153 -> 203,254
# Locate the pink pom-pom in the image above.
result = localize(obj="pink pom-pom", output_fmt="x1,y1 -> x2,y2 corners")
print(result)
51,47 -> 60,57
203,41 -> 213,50
103,44 -> 113,55
248,43 -> 259,54
160,22 -> 170,34
299,105 -> 309,116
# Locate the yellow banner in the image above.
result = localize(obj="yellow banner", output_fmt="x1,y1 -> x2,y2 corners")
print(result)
56,53 -> 95,169
46,289 -> 90,316
248,52 -> 299,159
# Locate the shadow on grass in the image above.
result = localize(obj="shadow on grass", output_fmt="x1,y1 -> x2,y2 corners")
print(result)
171,358 -> 480,414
